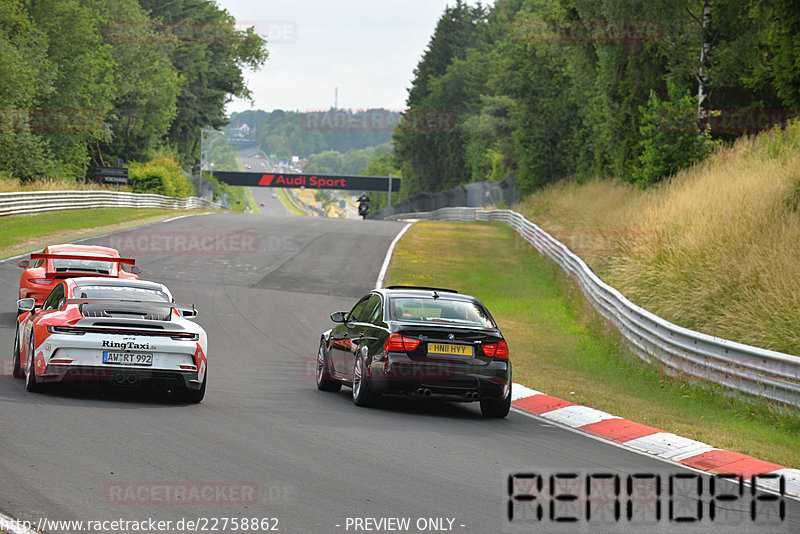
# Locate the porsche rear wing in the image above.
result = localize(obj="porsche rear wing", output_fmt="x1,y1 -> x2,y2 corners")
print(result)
64,298 -> 197,318
28,253 -> 139,275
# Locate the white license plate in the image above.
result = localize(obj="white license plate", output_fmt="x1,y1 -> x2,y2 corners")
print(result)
102,351 -> 152,366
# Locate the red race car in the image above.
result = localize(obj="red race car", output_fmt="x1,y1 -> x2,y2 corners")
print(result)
17,244 -> 141,311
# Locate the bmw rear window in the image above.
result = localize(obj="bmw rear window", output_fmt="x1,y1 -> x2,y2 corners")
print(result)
389,297 -> 495,328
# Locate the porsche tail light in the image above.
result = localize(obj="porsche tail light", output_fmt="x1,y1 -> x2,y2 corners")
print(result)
482,340 -> 509,359
170,332 -> 199,341
384,333 -> 421,352
47,326 -> 85,335
27,279 -> 53,284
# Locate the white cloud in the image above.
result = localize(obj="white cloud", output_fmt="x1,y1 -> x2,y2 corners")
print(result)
216,0 -> 481,113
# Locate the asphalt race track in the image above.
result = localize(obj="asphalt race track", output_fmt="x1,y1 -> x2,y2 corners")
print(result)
0,213 -> 797,534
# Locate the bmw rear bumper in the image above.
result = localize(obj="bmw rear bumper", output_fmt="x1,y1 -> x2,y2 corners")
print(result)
366,353 -> 510,400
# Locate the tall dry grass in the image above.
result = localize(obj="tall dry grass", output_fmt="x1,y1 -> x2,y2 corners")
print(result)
0,176 -> 130,193
518,123 -> 800,355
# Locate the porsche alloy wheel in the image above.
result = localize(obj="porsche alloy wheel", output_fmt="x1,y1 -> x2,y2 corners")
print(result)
12,328 -> 24,379
25,337 -> 42,393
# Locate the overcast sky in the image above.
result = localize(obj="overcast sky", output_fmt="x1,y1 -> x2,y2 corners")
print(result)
216,0 -> 480,114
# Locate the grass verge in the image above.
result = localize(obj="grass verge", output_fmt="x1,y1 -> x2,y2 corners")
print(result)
279,188 -> 309,216
243,187 -> 261,214
385,221 -> 800,468
517,123 -> 800,356
0,208 -> 210,260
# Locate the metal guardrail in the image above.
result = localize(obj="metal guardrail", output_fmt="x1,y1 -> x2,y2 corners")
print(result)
371,175 -> 519,220
386,207 -> 800,409
0,190 -> 223,217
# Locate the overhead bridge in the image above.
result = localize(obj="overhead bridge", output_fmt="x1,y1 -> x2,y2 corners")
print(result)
213,171 -> 400,192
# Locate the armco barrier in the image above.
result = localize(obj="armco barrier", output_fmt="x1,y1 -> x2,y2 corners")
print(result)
371,175 -> 518,219
0,190 -> 223,217
386,207 -> 800,409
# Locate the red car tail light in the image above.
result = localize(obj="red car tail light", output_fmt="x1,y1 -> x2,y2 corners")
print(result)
482,340 -> 509,359
27,279 -> 53,284
384,333 -> 421,352
47,326 -> 85,335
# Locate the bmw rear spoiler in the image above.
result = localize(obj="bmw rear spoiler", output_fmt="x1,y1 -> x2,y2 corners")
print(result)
64,298 -> 197,318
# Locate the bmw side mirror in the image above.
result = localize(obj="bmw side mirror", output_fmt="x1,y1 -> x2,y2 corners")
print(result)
330,311 -> 348,323
18,260 -> 29,268
17,298 -> 35,312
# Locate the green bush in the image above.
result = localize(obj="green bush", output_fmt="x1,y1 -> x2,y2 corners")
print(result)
128,153 -> 193,197
634,86 -> 720,187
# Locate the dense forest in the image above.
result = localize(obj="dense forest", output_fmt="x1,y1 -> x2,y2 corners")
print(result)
0,0 -> 267,183
393,0 -> 800,198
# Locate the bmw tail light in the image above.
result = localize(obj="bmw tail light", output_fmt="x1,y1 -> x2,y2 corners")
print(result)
384,333 -> 421,352
483,340 -> 509,359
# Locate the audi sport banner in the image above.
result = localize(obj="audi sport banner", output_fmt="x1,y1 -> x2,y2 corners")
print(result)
212,171 -> 401,192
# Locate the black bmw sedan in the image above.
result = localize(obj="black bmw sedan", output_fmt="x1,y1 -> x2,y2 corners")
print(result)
316,286 -> 511,418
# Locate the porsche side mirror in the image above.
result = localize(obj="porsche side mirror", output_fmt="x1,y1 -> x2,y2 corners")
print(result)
17,298 -> 35,312
18,260 -> 29,268
131,266 -> 142,275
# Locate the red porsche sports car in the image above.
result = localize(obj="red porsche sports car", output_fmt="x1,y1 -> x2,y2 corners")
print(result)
17,244 -> 141,310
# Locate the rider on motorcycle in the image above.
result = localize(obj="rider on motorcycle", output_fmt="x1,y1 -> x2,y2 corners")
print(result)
357,193 -> 370,219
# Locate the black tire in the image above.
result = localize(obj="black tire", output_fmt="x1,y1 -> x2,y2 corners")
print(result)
25,337 -> 43,393
352,354 -> 374,407
12,328 -> 24,379
480,382 -> 512,418
182,369 -> 206,403
316,342 -> 341,392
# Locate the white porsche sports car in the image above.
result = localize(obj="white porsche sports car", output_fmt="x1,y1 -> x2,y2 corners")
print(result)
14,277 -> 207,402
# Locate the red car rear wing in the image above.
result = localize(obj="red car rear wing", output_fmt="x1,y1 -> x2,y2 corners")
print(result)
26,253 -> 138,275
29,253 -> 136,265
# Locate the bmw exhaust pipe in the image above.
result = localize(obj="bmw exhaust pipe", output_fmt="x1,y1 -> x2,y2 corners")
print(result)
465,392 -> 480,400
416,388 -> 432,396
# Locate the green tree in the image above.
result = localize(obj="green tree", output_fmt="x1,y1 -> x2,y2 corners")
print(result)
138,0 -> 268,168
89,0 -> 181,165
0,0 -> 56,181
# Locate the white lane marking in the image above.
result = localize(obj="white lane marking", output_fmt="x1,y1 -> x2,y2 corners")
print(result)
511,382 -> 545,400
374,222 -> 412,289
758,468 -> 800,497
0,510 -> 41,534
623,432 -> 716,461
540,404 -> 620,428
